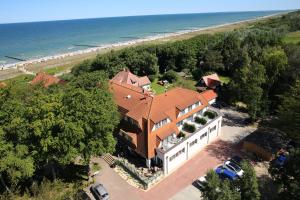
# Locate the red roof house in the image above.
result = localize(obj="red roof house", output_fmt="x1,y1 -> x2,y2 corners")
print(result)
111,69 -> 151,90
201,73 -> 221,89
31,72 -> 64,88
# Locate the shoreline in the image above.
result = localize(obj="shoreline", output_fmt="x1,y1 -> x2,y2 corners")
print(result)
0,11 -> 287,80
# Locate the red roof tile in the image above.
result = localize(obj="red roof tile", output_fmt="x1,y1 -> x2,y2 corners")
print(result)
31,72 -> 63,88
111,69 -> 151,87
201,90 -> 218,102
202,73 -> 221,88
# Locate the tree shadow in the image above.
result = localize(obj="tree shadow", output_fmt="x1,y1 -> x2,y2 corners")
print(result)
258,174 -> 278,200
205,140 -> 242,162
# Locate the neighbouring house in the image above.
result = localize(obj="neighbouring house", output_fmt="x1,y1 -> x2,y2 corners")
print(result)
243,128 -> 289,161
31,72 -> 64,88
110,80 -> 222,174
111,69 -> 151,91
201,73 -> 221,90
0,82 -> 6,88
201,90 -> 218,105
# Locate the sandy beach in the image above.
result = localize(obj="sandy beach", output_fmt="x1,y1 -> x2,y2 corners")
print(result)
0,12 -> 285,81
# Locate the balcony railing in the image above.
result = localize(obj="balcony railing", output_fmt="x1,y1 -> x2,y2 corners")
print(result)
157,107 -> 222,154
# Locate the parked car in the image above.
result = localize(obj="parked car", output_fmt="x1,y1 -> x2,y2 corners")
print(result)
223,161 -> 244,178
90,183 -> 109,200
230,155 -> 243,166
194,176 -> 207,189
275,154 -> 287,167
215,166 -> 239,181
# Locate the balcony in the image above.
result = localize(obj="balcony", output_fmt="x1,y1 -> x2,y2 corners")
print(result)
157,107 -> 221,153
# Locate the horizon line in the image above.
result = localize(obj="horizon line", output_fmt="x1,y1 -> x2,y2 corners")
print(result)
0,9 -> 294,25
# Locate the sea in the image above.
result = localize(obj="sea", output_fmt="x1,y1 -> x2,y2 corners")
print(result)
0,11 -> 285,66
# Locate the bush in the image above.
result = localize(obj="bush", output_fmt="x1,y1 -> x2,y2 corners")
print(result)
204,111 -> 217,119
177,132 -> 186,138
148,74 -> 157,82
194,116 -> 207,125
183,123 -> 196,133
162,70 -> 179,83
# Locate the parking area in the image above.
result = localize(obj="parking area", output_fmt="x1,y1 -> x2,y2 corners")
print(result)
87,107 -> 257,200
170,107 -> 257,200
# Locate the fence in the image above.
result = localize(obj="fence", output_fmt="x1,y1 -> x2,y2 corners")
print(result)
116,157 -> 164,190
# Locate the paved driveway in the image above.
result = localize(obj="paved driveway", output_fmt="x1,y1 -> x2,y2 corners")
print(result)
89,140 -> 239,200
170,107 -> 257,200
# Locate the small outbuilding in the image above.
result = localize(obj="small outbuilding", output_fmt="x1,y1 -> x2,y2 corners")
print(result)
243,128 -> 289,161
31,72 -> 65,88
201,73 -> 221,90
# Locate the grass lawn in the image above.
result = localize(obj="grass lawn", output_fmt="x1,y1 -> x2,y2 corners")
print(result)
151,77 -> 197,95
151,79 -> 166,95
219,75 -> 231,85
44,65 -> 69,75
283,31 -> 300,44
4,74 -> 35,85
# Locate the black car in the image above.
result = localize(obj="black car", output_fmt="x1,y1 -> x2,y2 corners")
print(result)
90,183 -> 109,200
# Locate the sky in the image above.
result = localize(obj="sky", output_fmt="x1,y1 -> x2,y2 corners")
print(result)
0,0 -> 300,24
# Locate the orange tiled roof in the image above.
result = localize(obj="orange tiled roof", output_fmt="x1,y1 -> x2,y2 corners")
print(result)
202,73 -> 220,88
110,80 -> 210,158
31,72 -> 63,88
111,69 -> 151,87
201,90 -> 218,102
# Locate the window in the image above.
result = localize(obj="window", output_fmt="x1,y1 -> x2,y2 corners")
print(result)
176,121 -> 183,127
155,118 -> 168,129
190,139 -> 198,147
169,148 -> 185,161
210,126 -> 216,132
200,132 -> 207,140
195,101 -> 200,107
187,115 -> 193,121
180,109 -> 186,116
197,110 -> 203,115
188,105 -> 193,112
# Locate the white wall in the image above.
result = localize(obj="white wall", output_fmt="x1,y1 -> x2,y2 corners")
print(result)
142,84 -> 151,91
208,99 -> 216,105
157,116 -> 222,174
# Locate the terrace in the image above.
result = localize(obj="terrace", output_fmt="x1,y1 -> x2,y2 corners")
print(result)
158,108 -> 221,152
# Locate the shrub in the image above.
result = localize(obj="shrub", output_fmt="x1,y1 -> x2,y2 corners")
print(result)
204,111 -> 217,119
162,70 -> 179,83
194,116 -> 207,125
177,132 -> 186,138
183,123 -> 196,133
148,74 -> 157,82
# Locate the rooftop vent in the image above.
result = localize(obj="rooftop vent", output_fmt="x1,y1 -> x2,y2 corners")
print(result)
126,95 -> 131,99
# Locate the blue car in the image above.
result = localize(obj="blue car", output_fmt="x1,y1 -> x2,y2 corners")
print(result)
275,155 -> 287,167
215,166 -> 239,181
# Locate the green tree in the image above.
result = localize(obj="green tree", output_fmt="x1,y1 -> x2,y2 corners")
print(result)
239,162 -> 260,200
262,47 -> 288,87
269,148 -> 300,200
0,129 -> 34,193
201,170 -> 240,200
277,81 -> 300,143
201,170 -> 222,200
162,70 -> 179,83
